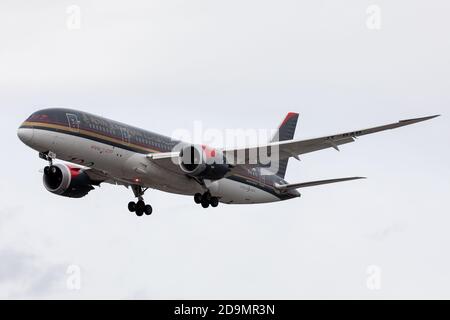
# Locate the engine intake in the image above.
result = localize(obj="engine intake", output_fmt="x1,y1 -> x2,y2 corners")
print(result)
179,145 -> 230,180
43,164 -> 95,198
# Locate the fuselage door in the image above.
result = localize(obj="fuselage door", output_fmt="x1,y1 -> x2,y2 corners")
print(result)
66,113 -> 80,132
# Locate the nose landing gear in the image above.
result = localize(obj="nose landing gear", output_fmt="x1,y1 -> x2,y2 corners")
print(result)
194,192 -> 219,209
129,185 -> 153,217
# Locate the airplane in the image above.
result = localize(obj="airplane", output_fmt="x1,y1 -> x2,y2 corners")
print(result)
17,108 -> 439,216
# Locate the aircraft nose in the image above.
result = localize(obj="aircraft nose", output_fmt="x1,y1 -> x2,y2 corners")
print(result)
17,127 -> 34,144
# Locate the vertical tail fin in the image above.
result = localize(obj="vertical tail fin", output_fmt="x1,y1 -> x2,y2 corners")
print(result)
271,112 -> 299,178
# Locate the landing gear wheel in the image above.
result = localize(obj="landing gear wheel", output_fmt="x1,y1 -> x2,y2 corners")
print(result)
144,205 -> 153,216
129,185 -> 154,216
128,202 -> 136,212
136,200 -> 145,209
210,197 -> 219,208
194,193 -> 203,204
201,199 -> 210,209
136,200 -> 145,216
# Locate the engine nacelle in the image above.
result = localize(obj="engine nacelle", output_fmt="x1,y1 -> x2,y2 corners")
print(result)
43,164 -> 94,198
179,145 -> 230,180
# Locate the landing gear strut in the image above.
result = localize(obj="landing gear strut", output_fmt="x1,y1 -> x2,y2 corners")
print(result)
40,151 -> 56,166
41,152 -> 58,181
194,192 -> 219,209
128,185 -> 153,216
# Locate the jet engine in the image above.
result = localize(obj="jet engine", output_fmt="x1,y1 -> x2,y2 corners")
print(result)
43,163 -> 95,198
179,145 -> 230,180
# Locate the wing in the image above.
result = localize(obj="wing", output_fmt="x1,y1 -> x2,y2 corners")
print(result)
84,167 -> 130,187
146,152 -> 187,175
275,177 -> 366,191
223,115 -> 439,165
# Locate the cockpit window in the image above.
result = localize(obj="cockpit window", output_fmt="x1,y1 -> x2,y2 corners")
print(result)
28,113 -> 50,122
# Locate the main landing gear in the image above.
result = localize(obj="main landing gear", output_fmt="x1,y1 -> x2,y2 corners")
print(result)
128,185 -> 153,217
128,200 -> 152,217
194,192 -> 219,209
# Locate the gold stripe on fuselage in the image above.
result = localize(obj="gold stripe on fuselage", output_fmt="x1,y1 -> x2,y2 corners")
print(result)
22,121 -> 160,154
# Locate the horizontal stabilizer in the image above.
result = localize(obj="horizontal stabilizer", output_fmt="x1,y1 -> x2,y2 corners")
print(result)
274,177 -> 366,191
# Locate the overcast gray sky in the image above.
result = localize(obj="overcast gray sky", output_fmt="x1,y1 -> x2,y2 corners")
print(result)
1,0 -> 449,299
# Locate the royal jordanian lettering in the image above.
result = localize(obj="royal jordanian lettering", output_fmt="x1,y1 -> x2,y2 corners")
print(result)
17,108 -> 438,216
